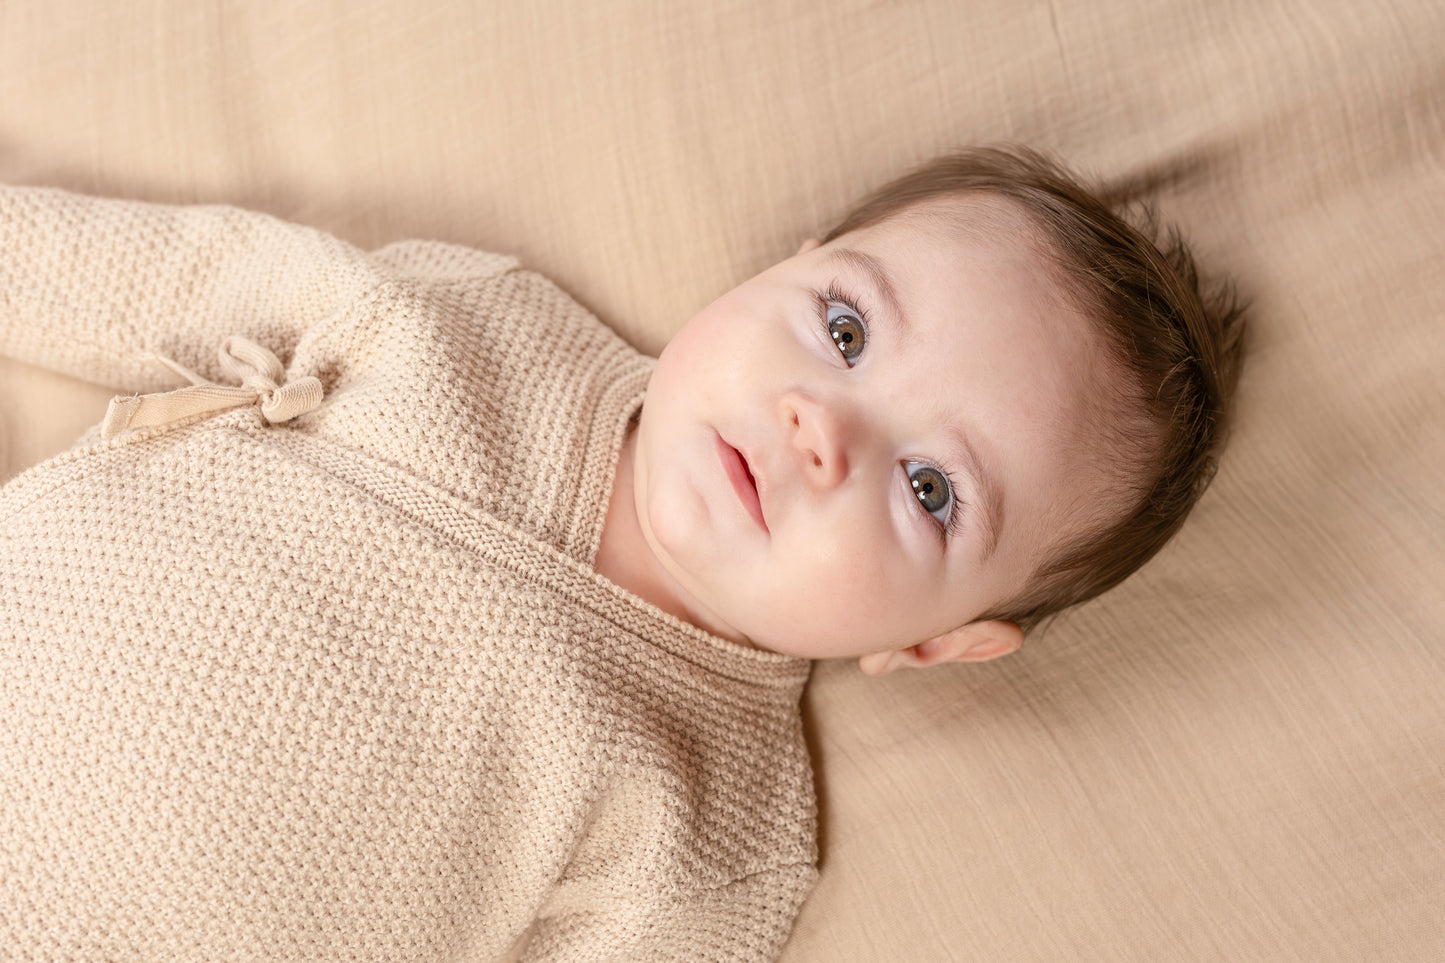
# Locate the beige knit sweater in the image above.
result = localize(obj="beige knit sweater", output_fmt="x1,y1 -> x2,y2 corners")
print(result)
0,186 -> 817,962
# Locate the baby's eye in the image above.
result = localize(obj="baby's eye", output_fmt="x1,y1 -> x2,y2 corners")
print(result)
826,302 -> 866,366
906,461 -> 953,525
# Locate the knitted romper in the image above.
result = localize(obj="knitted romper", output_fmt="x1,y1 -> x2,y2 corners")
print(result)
0,186 -> 817,962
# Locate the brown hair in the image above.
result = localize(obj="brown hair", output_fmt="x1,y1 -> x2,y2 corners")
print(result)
823,146 -> 1246,633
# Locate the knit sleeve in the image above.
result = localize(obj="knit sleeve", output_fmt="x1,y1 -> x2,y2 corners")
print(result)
0,184 -> 384,392
517,866 -> 817,963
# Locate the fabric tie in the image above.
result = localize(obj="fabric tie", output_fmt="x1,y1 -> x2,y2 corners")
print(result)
102,336 -> 324,439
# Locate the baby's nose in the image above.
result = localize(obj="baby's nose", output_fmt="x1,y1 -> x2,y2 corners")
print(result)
780,391 -> 849,489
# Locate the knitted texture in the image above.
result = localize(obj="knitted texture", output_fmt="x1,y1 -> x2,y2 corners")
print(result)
0,186 -> 817,962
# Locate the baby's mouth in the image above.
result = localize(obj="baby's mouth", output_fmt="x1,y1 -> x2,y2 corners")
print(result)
716,434 -> 769,534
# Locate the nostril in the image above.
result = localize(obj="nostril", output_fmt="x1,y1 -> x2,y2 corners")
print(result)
810,453 -> 821,468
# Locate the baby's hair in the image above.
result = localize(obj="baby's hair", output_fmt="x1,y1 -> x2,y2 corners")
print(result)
822,145 -> 1246,633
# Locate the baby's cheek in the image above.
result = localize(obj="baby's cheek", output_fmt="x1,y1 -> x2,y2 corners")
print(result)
781,538 -> 910,637
644,474 -> 720,579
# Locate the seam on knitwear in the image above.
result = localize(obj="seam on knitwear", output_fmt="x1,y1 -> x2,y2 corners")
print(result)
659,860 -> 817,899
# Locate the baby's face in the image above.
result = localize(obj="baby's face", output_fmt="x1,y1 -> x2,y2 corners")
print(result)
629,197 -> 1121,662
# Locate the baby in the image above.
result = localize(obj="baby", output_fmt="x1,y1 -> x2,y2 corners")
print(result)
602,147 -> 1242,671
0,146 -> 1242,961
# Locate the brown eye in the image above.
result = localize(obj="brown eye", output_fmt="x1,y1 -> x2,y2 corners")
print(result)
827,306 -> 866,365
908,463 -> 953,522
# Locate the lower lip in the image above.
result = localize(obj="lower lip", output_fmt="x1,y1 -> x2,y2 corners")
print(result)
715,434 -> 768,533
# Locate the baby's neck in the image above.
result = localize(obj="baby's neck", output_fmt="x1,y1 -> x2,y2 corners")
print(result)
594,426 -> 690,623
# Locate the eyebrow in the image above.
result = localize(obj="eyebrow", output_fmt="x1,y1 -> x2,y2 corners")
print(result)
828,247 -> 910,341
946,427 -> 1006,562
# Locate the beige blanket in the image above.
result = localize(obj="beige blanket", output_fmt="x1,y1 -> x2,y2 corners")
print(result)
3,1 -> 1441,959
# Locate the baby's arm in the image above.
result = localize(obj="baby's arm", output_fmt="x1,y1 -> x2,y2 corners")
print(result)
0,185 -> 382,395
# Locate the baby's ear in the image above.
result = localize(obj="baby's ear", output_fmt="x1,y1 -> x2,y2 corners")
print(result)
857,620 -> 1023,676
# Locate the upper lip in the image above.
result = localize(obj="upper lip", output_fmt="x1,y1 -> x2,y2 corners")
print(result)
739,447 -> 761,499
721,435 -> 769,533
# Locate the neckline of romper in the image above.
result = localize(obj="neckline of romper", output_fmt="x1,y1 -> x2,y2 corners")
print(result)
550,342 -> 814,694
543,336 -> 814,691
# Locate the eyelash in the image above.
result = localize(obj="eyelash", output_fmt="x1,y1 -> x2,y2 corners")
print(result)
810,280 -> 965,544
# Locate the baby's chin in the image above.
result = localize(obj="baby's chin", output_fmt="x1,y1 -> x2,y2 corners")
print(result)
701,618 -> 794,657
697,591 -> 899,659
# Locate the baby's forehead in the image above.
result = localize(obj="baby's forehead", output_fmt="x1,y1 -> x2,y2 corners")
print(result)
878,192 -> 1061,254
867,200 -> 1145,537
852,195 -> 1082,318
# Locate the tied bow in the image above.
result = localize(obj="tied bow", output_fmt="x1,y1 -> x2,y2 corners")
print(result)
102,336 -> 324,439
